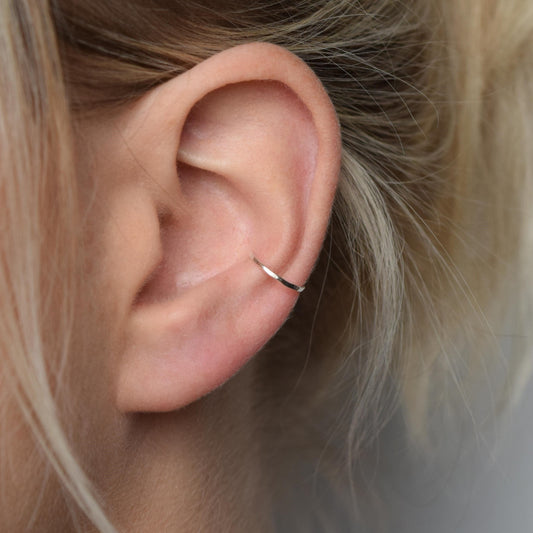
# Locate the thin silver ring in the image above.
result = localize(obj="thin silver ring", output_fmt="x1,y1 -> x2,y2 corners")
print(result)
253,256 -> 305,293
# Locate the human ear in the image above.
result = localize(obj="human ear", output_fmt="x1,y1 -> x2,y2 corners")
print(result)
87,43 -> 341,413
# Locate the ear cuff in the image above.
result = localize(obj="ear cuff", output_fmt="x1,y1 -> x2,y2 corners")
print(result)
252,256 -> 306,293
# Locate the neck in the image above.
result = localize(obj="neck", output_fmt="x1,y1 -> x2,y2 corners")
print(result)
86,368 -> 272,533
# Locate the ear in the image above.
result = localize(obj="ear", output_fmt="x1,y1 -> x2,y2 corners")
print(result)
85,43 -> 341,413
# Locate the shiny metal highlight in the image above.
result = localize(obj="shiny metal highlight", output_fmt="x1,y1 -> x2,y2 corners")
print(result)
252,256 -> 305,293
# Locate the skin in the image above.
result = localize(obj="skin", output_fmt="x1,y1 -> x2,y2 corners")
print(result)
0,43 -> 341,532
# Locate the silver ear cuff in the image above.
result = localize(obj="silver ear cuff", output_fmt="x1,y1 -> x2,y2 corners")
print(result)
252,256 -> 305,293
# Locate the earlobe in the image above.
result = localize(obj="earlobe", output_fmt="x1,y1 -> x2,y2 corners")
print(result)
97,43 -> 341,413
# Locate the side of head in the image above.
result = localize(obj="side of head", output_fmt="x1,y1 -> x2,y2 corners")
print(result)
1,1 -> 532,531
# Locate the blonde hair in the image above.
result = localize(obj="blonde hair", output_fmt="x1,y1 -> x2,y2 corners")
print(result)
1,0 -> 532,530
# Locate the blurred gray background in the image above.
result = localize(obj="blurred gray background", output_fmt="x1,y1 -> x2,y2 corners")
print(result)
276,361 -> 533,532
373,378 -> 533,533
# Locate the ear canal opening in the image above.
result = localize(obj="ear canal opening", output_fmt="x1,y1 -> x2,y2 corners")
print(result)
134,161 -> 252,306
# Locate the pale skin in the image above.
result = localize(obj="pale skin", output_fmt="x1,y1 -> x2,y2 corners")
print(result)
1,44 -> 341,532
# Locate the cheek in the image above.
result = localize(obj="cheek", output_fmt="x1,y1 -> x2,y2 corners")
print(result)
0,140 -> 133,530
0,244 -> 122,531
0,312 -> 122,531
0,389 -> 72,531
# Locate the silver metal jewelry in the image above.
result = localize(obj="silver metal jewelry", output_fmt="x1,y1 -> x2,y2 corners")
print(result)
252,256 -> 305,293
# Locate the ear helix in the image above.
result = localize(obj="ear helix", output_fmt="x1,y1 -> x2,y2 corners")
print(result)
252,255 -> 306,293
